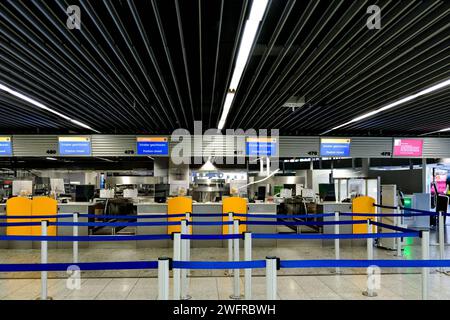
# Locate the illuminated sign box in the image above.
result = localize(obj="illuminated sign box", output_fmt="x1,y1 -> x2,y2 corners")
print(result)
320,138 -> 351,157
136,137 -> 169,155
0,137 -> 12,156
59,137 -> 91,156
246,137 -> 277,156
393,139 -> 423,157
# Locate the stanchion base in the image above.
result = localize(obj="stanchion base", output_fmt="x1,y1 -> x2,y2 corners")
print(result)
362,291 -> 377,297
230,294 -> 244,300
36,297 -> 53,300
181,295 -> 192,300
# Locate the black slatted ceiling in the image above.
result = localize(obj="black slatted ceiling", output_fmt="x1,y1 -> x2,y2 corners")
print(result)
0,0 -> 448,136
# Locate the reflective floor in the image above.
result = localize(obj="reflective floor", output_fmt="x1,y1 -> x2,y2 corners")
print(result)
2,273 -> 450,300
1,232 -> 449,300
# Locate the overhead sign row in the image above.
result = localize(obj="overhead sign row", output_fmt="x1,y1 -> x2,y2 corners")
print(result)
0,136 -> 426,157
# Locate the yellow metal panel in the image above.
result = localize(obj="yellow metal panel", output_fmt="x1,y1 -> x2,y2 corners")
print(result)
222,197 -> 247,234
352,196 -> 376,234
167,197 -> 192,234
31,197 -> 58,236
6,197 -> 32,236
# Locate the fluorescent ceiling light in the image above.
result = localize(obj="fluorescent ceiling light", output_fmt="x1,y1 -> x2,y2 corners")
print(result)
321,78 -> 450,135
45,157 -> 58,161
0,83 -> 100,133
217,0 -> 269,130
218,92 -> 235,130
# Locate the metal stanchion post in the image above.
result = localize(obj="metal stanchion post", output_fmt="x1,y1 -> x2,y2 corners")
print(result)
363,219 -> 377,297
39,220 -> 52,300
230,219 -> 242,299
395,207 -> 402,257
173,233 -> 181,300
186,212 -> 191,276
266,256 -> 277,300
180,219 -> 191,300
422,230 -> 430,300
334,211 -> 340,274
438,211 -> 445,273
73,212 -> 79,264
244,232 -> 252,300
158,257 -> 170,300
228,212 -> 233,275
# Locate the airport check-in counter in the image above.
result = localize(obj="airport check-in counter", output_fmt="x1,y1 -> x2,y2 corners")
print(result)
0,202 -> 91,249
136,202 -> 277,248
1,201 -> 277,249
320,202 -> 356,246
57,203 -> 90,249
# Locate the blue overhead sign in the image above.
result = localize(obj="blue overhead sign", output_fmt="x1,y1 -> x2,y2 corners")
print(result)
320,138 -> 351,157
59,137 -> 91,156
136,137 -> 169,156
0,137 -> 12,156
246,138 -> 277,156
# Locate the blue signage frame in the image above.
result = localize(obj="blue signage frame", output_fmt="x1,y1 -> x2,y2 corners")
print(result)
320,138 -> 351,157
58,137 -> 91,156
136,137 -> 169,156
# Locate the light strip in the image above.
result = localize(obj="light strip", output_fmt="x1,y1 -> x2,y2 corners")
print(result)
0,83 -> 100,133
321,78 -> 450,135
217,0 -> 269,130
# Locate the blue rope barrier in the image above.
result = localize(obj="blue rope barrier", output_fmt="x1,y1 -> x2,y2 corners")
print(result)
241,220 -> 367,226
49,221 -> 179,227
190,213 -> 228,217
0,222 -> 43,227
374,204 -> 438,215
0,234 -> 171,242
280,259 -> 450,269
252,232 -> 419,240
79,214 -> 186,219
234,213 -> 335,219
0,261 -> 158,272
181,234 -> 243,240
370,220 -> 419,233
187,221 -> 233,226
0,214 -> 73,219
172,260 -> 266,270
341,212 -> 434,218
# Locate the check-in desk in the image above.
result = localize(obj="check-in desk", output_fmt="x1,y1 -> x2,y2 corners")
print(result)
247,203 -> 277,247
57,203 -> 90,249
320,202 -> 365,246
136,202 -> 277,248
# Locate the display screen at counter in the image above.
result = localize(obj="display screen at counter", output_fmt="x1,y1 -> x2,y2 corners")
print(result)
136,137 -> 169,155
0,137 -> 12,156
246,137 -> 277,156
393,139 -> 423,157
320,138 -> 351,157
59,136 -> 91,156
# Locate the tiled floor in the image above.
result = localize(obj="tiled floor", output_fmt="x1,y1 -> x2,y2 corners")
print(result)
1,237 -> 450,300
2,273 -> 450,300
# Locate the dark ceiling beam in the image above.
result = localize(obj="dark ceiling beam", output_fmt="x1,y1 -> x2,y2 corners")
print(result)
150,0 -> 189,129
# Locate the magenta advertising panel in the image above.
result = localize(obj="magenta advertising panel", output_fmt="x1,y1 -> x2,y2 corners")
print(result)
393,139 -> 424,157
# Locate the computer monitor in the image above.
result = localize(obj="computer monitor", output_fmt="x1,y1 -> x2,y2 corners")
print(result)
75,185 -> 95,202
319,183 -> 336,202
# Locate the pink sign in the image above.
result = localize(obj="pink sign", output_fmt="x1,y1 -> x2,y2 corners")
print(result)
393,139 -> 424,157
